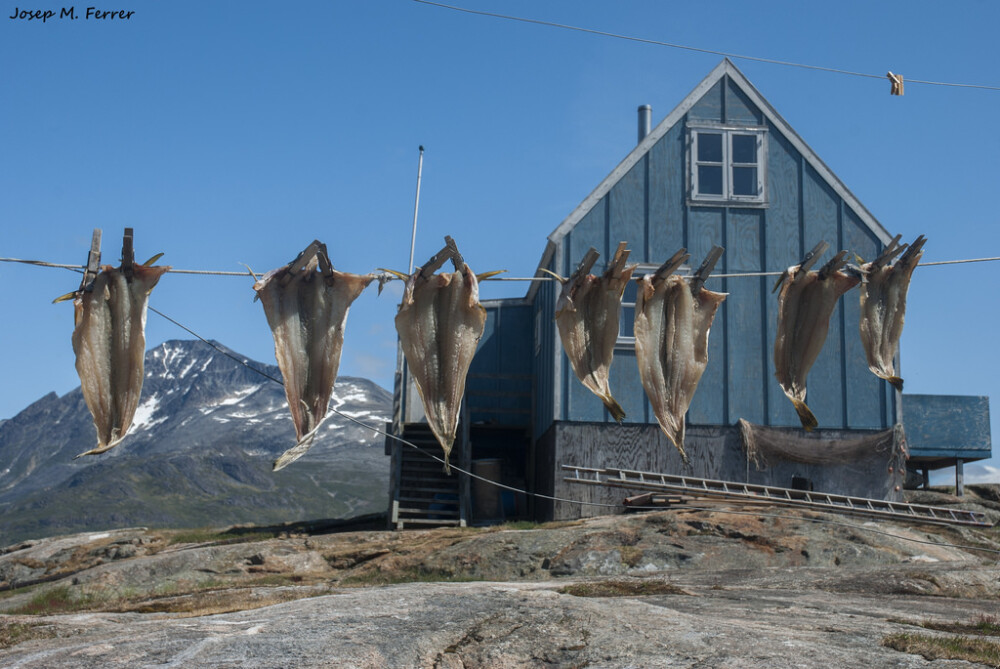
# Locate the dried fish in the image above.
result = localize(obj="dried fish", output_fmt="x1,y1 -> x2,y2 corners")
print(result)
72,261 -> 169,457
634,248 -> 726,461
254,242 -> 374,471
773,245 -> 861,430
554,242 -> 636,422
859,235 -> 925,391
394,237 -> 487,473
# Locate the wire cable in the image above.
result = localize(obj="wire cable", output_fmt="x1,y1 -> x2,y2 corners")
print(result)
143,305 -> 1000,556
413,0 -> 1000,92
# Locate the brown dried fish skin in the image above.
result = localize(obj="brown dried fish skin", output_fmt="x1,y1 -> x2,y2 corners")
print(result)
395,266 -> 486,472
73,263 -> 169,457
859,245 -> 923,391
773,267 -> 860,430
554,249 -> 635,423
634,275 -> 726,461
255,259 -> 373,470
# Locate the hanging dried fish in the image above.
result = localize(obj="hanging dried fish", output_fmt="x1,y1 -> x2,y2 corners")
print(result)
859,234 -> 925,391
254,241 -> 374,471
634,247 -> 726,462
393,237 -> 488,473
773,243 -> 861,431
64,232 -> 169,457
553,242 -> 636,422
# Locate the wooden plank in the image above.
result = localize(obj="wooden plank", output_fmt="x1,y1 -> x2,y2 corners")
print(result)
608,158 -> 646,263
688,79 -> 724,122
648,124 -> 685,261
726,210 -> 765,424
725,77 -> 763,124
765,132 -> 803,427
802,166 -> 844,428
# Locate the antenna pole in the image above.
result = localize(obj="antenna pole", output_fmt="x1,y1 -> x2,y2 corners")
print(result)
407,146 -> 425,274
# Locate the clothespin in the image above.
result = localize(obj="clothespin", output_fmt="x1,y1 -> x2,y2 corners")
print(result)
79,228 -> 103,293
651,248 -> 690,284
869,234 -> 906,271
690,245 -> 724,294
604,242 -> 631,278
444,235 -> 466,272
897,234 -> 927,268
817,250 -> 850,280
417,239 -> 454,280
568,247 -> 600,285
887,71 -> 904,96
121,227 -> 135,283
773,241 -> 828,292
279,240 -> 323,286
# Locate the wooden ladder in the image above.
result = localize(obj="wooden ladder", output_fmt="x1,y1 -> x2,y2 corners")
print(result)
562,465 -> 992,528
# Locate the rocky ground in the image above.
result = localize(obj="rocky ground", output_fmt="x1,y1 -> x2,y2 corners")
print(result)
1,486 -> 999,668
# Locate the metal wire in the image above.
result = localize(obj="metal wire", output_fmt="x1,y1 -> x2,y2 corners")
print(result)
142,305 -> 1000,556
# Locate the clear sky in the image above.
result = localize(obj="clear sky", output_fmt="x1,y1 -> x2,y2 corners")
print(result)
2,0 -> 997,484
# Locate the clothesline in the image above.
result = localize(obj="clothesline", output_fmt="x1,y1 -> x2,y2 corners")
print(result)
1,255 -> 998,281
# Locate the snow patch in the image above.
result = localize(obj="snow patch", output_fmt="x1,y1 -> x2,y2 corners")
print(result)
132,395 -> 168,431
204,385 -> 264,409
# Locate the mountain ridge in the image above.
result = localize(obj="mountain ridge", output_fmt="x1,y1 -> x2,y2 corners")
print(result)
0,339 -> 392,544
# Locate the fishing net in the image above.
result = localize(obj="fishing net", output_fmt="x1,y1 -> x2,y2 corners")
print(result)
739,419 -> 906,469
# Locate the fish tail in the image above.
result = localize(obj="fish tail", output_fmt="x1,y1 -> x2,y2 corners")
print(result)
603,395 -> 627,423
442,457 -> 452,475
792,399 -> 819,432
886,376 -> 904,392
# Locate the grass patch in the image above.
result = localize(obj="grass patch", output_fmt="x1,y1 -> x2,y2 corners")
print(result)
165,527 -> 280,546
0,620 -> 59,650
891,613 -> 1000,637
558,579 -> 690,598
8,586 -> 96,615
339,566 -> 483,587
883,632 -> 1000,666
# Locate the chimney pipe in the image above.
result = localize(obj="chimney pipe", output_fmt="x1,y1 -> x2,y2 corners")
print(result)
637,104 -> 651,143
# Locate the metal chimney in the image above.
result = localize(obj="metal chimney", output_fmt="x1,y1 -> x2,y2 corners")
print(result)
637,104 -> 651,143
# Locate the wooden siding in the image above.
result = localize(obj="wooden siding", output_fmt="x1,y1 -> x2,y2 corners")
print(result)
904,394 -> 992,460
538,73 -> 898,435
533,254 -> 559,441
467,301 -> 532,427
547,422 -> 903,521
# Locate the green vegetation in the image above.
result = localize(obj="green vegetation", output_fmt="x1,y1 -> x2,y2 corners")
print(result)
558,579 -> 689,598
0,620 -> 59,650
890,613 -> 1000,637
883,632 -> 1000,666
165,526 -> 280,546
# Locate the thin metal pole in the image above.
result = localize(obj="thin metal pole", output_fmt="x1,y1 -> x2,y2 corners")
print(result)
407,145 -> 425,274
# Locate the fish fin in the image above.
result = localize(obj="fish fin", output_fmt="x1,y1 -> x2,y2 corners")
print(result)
377,268 -> 410,280
476,270 -> 507,281
772,269 -> 790,294
792,399 -> 819,431
52,291 -> 78,304
142,253 -> 165,266
603,395 -> 627,423
886,376 -> 904,392
539,268 -> 566,284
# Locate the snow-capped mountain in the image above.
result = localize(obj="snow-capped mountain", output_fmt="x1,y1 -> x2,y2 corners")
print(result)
0,340 -> 392,544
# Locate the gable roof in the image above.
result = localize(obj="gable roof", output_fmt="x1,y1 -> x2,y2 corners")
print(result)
533,58 -> 891,300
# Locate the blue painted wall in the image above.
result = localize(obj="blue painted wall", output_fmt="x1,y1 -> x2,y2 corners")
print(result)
540,72 -> 898,437
466,301 -> 533,427
904,394 -> 992,460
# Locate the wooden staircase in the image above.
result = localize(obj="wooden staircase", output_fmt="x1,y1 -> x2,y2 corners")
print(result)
390,424 -> 469,529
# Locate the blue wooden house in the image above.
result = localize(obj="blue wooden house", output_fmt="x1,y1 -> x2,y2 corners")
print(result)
387,59 -> 992,527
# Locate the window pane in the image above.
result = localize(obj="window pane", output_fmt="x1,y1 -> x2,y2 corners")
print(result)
733,166 -> 757,196
698,165 -> 723,195
732,134 -> 757,164
697,133 -> 722,162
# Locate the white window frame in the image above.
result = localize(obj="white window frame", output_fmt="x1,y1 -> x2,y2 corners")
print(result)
615,263 -> 691,348
688,123 -> 768,206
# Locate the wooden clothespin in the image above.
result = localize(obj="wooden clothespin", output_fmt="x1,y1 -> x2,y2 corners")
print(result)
604,242 -> 631,277
79,228 -> 103,293
651,247 -> 690,284
690,245 -> 724,294
444,235 -> 466,272
817,250 -> 850,280
568,247 -> 600,285
887,71 -> 904,96
417,239 -> 455,280
869,234 -> 907,271
121,227 -> 135,282
279,240 -> 323,286
773,241 -> 829,293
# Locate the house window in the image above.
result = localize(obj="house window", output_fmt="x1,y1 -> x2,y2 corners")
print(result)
688,124 -> 767,205
616,264 -> 690,347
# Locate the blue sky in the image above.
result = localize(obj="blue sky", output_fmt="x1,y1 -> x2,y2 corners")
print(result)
2,0 -> 997,484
